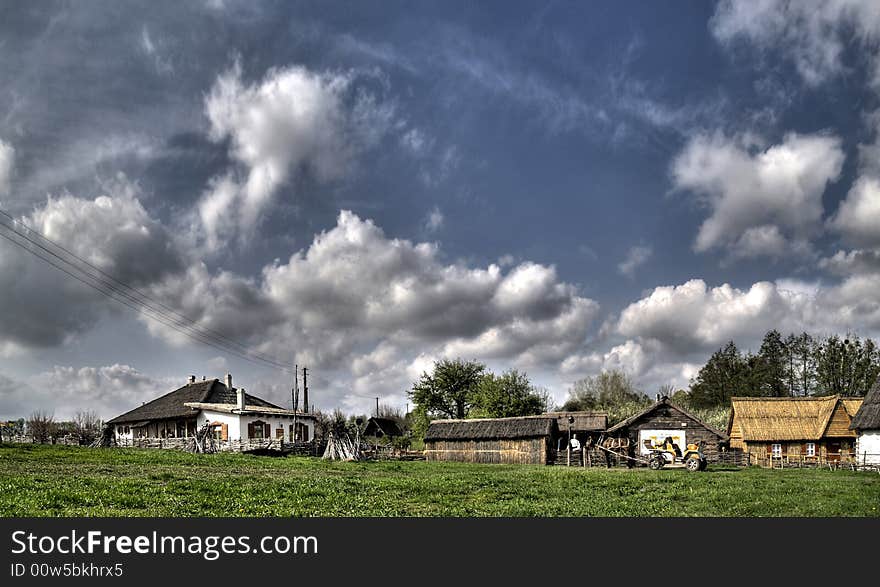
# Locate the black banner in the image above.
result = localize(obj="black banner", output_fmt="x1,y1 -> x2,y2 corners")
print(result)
0,517 -> 876,583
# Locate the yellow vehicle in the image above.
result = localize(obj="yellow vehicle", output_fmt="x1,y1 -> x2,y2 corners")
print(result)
643,437 -> 707,471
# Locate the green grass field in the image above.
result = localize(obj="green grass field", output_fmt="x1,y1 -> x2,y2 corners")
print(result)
1,443 -> 878,516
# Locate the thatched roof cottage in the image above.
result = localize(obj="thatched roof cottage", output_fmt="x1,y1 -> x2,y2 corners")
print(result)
850,378 -> 880,465
727,395 -> 863,466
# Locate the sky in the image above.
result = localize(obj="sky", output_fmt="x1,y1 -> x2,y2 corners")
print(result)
2,1 -> 880,420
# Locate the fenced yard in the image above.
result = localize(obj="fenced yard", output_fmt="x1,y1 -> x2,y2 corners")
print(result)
1,443 -> 878,516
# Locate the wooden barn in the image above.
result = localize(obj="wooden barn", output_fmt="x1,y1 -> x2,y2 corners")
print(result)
424,416 -> 557,464
604,396 -> 728,464
363,417 -> 403,440
727,395 -> 863,467
850,378 -> 880,465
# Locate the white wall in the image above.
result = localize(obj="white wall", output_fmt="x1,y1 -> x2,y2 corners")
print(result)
197,410 -> 315,442
856,431 -> 880,465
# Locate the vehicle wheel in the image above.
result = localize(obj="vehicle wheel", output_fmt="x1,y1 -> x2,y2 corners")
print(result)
686,456 -> 701,471
649,456 -> 664,470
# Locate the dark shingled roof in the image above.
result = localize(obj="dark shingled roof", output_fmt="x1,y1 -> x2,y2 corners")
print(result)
363,417 -> 403,438
424,416 -> 556,441
606,397 -> 728,440
106,379 -> 283,424
851,377 -> 880,431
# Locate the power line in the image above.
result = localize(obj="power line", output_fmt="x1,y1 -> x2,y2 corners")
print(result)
0,210 -> 294,374
0,209 -> 288,367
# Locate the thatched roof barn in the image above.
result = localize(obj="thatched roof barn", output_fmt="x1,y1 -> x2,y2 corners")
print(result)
605,397 -> 728,463
424,416 -> 557,465
728,395 -> 863,466
545,411 -> 607,435
850,378 -> 880,465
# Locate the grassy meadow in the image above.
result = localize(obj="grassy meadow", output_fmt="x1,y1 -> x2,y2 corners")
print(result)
1,443 -> 878,517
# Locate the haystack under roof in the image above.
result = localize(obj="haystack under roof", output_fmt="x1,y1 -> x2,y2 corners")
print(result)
850,378 -> 880,431
424,416 -> 555,441
729,395 -> 862,441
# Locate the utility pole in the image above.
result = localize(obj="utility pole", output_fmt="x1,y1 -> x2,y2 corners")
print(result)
292,363 -> 299,443
302,367 -> 309,414
376,397 -> 380,417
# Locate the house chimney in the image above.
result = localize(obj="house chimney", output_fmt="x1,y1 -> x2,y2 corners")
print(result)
188,375 -> 196,384
237,387 -> 246,411
225,373 -> 233,391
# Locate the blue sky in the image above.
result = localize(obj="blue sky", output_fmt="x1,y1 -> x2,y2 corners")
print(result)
2,1 -> 880,419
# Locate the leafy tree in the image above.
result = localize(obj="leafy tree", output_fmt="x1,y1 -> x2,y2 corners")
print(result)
560,370 -> 649,424
408,358 -> 486,435
476,369 -> 547,418
815,334 -> 880,396
688,341 -> 749,408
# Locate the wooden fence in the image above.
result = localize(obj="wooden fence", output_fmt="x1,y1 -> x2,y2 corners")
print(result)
749,452 -> 880,471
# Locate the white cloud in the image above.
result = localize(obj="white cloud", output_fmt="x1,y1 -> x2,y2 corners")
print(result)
819,248 -> 880,276
829,176 -> 880,247
0,139 -> 14,196
0,178 -> 186,350
200,61 -> 395,249
142,210 -> 599,408
671,132 -> 844,257
616,279 -> 814,355
0,364 -> 174,421
711,0 -> 880,87
617,245 -> 652,278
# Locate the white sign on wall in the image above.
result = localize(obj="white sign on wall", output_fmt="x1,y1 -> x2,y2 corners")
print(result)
639,429 -> 687,461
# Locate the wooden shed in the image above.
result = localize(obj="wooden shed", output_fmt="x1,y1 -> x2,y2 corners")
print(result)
727,395 -> 863,466
850,378 -> 880,465
605,397 -> 729,464
424,416 -> 556,465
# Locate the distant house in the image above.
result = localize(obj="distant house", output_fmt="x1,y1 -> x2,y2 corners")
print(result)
106,373 -> 316,447
605,396 -> 728,463
423,412 -> 607,465
727,395 -> 863,466
850,379 -> 880,465
363,417 -> 403,440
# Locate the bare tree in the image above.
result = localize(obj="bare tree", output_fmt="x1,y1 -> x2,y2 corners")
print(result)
27,410 -> 56,444
73,410 -> 102,445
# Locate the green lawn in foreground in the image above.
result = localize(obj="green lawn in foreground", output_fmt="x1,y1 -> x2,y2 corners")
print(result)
1,443 -> 878,516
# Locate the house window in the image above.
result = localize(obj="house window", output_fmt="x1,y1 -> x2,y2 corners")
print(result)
805,443 -> 816,457
771,443 -> 782,457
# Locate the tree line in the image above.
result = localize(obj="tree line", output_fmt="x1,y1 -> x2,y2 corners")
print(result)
687,330 -> 880,409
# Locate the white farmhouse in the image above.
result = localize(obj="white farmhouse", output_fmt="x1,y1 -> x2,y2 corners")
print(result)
850,377 -> 880,466
107,373 -> 315,447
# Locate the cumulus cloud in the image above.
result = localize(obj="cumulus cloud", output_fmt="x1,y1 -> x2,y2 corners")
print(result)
199,60 -> 395,249
617,245 -> 652,278
671,132 -> 844,258
819,248 -> 880,276
141,210 -> 599,408
0,139 -> 13,195
828,176 -> 880,247
616,279 -> 814,355
711,0 -> 880,87
0,178 -> 186,350
0,364 -> 173,421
